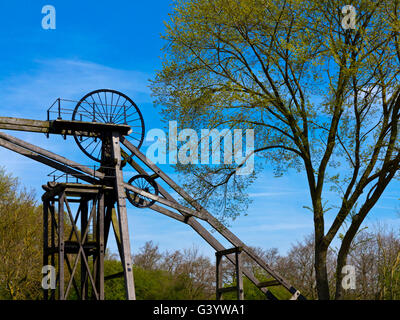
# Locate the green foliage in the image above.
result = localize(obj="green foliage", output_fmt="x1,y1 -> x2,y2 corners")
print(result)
103,251 -> 214,300
134,267 -> 189,300
152,0 -> 400,218
104,259 -> 126,300
0,167 -> 42,300
222,276 -> 291,300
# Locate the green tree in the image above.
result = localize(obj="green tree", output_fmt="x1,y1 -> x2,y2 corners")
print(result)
347,226 -> 400,299
103,244 -> 215,300
375,229 -> 400,299
0,167 -> 42,299
223,274 -> 291,300
151,0 -> 400,299
134,242 -> 215,299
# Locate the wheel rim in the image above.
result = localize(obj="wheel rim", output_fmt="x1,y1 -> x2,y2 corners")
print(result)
126,175 -> 159,208
72,89 -> 145,162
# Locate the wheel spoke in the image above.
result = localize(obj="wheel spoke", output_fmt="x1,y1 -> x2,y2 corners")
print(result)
73,89 -> 145,162
82,138 -> 97,154
111,98 -> 128,123
88,97 -> 108,123
104,91 -> 108,122
95,93 -> 108,122
110,94 -> 121,123
89,140 -> 102,157
109,92 -> 115,122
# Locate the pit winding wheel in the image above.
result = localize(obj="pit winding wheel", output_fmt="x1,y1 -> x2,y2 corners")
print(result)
72,89 -> 158,208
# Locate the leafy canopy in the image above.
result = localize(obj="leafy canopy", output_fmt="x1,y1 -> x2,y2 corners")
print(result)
152,0 -> 400,224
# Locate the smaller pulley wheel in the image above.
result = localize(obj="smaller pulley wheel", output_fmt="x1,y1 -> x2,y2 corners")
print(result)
126,174 -> 159,208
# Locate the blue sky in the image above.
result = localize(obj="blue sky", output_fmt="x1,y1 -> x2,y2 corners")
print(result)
0,1 -> 399,260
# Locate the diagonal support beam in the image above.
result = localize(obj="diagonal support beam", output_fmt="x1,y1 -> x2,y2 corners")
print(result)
124,183 -> 207,220
121,149 -> 278,299
0,130 -> 105,180
0,136 -> 98,185
121,137 -> 305,300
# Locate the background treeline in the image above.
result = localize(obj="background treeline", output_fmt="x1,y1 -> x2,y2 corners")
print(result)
0,168 -> 399,300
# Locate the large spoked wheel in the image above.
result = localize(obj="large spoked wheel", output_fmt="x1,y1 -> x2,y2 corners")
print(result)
126,175 -> 159,208
72,89 -> 145,162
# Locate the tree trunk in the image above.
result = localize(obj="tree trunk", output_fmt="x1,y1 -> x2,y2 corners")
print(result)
334,215 -> 361,299
334,245 -> 349,299
313,198 -> 330,300
314,243 -> 330,300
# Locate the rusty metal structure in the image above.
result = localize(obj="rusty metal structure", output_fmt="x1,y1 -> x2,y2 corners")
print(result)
0,89 -> 305,300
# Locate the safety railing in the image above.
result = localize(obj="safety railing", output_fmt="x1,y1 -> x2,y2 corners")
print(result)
46,98 -> 131,124
47,165 -> 116,184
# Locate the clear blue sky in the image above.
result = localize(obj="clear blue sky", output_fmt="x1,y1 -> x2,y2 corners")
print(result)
0,1 -> 399,260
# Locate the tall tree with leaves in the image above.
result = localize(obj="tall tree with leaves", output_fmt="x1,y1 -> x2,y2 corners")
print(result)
151,0 -> 400,299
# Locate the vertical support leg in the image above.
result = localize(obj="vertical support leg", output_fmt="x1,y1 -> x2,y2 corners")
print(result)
111,132 -> 136,300
215,247 -> 244,300
43,201 -> 49,300
216,254 -> 223,300
58,193 -> 65,300
92,196 -> 98,300
50,201 -> 56,300
80,199 -> 88,300
236,249 -> 244,300
96,191 -> 105,300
